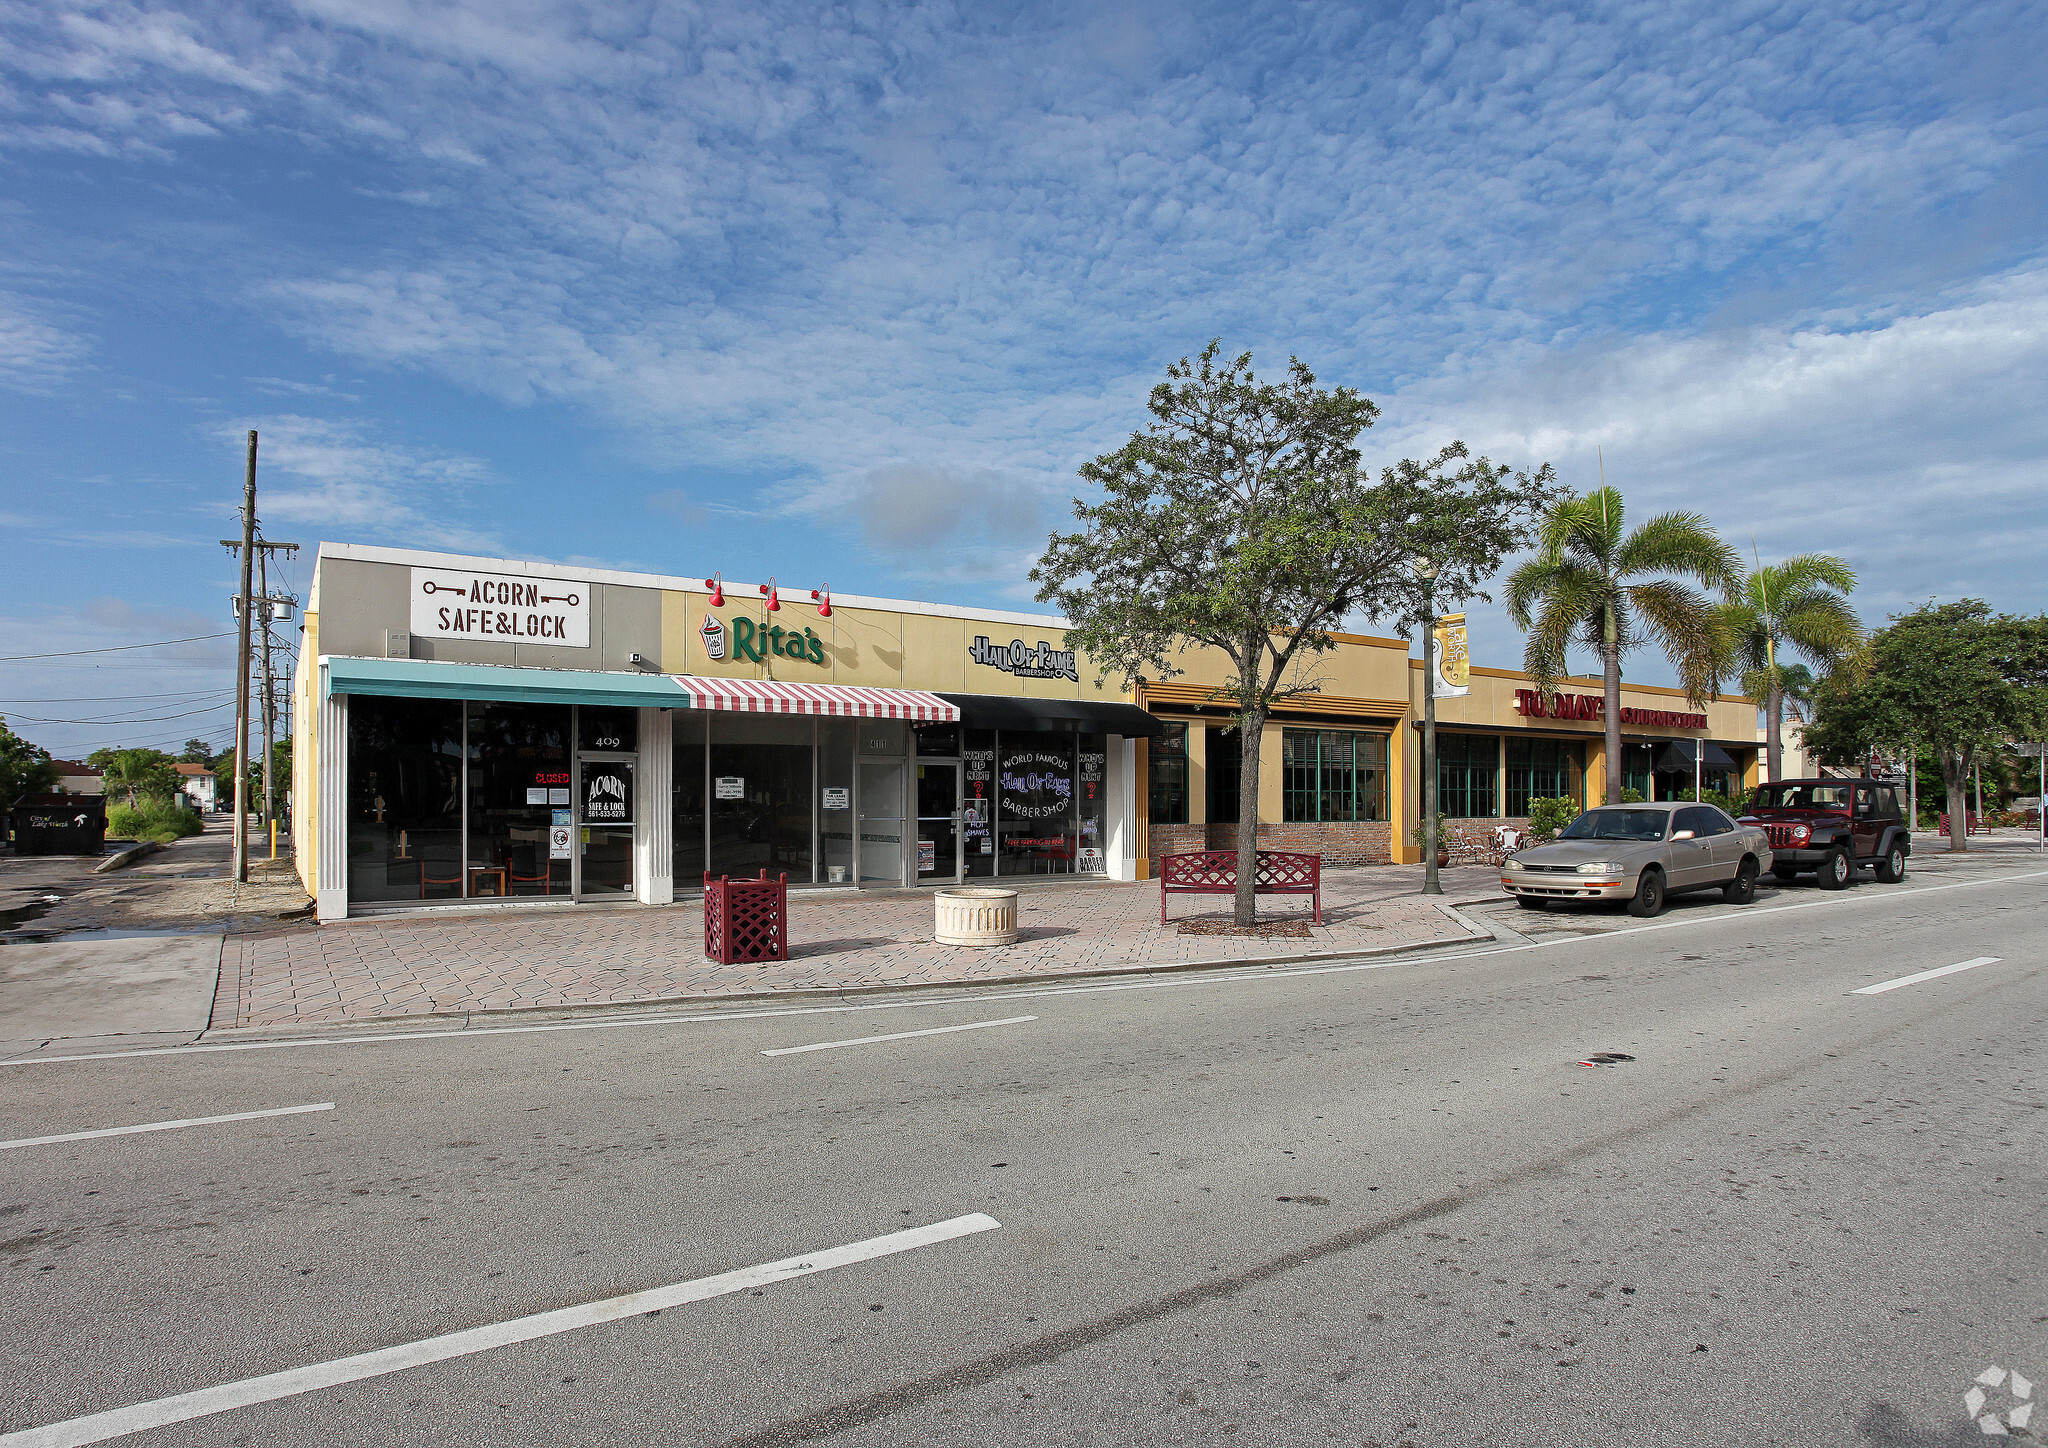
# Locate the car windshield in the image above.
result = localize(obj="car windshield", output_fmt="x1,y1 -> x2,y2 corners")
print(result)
1752,783 -> 1851,810
1558,808 -> 1669,842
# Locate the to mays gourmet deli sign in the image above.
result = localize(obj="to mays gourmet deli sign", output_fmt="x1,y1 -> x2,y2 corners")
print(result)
411,567 -> 590,647
1512,689 -> 1706,730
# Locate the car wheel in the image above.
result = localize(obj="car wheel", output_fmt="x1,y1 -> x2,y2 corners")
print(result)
1627,868 -> 1665,918
1816,846 -> 1852,890
1515,895 -> 1547,911
1771,865 -> 1798,882
1875,841 -> 1907,884
1722,858 -> 1759,905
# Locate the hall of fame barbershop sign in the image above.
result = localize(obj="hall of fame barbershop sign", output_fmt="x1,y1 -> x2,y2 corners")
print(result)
969,635 -> 1078,682
410,567 -> 591,647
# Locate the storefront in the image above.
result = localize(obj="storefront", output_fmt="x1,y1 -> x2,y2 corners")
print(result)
295,543 -> 1763,916
293,545 -> 1158,922
1129,635 -> 1762,870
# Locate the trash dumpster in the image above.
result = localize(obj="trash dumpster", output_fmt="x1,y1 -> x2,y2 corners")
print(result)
9,794 -> 107,856
703,870 -> 789,963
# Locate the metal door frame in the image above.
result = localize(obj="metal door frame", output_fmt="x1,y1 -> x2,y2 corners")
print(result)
573,750 -> 637,899
914,759 -> 964,887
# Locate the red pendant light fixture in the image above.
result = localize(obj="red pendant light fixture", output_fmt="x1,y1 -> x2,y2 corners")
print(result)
703,573 -> 724,607
811,585 -> 832,617
759,578 -> 780,611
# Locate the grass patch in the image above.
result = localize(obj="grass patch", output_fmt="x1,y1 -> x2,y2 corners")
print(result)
107,796 -> 204,845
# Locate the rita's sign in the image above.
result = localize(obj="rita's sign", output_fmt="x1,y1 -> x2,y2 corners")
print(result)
410,567 -> 590,647
970,635 -> 1078,683
1513,688 -> 1706,730
702,614 -> 826,666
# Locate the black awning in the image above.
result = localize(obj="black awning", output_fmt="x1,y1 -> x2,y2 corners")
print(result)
1654,738 -> 1738,772
936,693 -> 1166,737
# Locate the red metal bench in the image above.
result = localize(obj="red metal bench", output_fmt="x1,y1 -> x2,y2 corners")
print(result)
1937,812 -> 1985,836
1160,850 -> 1321,924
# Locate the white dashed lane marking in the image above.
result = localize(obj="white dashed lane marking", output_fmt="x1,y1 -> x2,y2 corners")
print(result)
1850,957 -> 2001,995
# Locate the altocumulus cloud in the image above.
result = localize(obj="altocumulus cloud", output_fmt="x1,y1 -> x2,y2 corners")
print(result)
0,0 -> 2042,659
227,416 -> 500,553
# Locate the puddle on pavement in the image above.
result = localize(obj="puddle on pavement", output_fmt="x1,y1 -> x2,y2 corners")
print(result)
0,898 -> 58,938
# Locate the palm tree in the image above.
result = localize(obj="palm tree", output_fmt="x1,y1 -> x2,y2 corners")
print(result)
1718,554 -> 1862,783
1506,486 -> 1739,804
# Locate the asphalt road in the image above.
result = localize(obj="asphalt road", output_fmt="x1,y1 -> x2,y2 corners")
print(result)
2,860 -> 2043,1446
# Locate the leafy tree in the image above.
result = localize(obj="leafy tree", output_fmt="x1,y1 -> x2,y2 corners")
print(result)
99,748 -> 182,806
1034,341 -> 1556,923
1,716 -> 61,804
1717,554 -> 1862,783
179,738 -> 213,765
1505,487 -> 1739,805
1803,601 -> 2048,852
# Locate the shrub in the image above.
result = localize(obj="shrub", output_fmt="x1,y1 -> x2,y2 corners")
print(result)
106,795 -> 204,845
1410,812 -> 1449,849
1523,796 -> 1580,843
1618,786 -> 1646,803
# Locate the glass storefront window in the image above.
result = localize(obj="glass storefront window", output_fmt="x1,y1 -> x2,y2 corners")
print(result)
914,722 -> 959,757
818,719 -> 856,884
962,729 -> 996,877
1207,726 -> 1241,824
1148,722 -> 1188,825
578,706 -> 637,753
672,709 -> 707,885
468,701 -> 571,897
995,731 -> 1077,875
1505,738 -> 1582,815
709,712 -> 814,880
347,696 -> 465,903
1076,734 -> 1108,874
1437,733 -> 1499,818
1282,729 -> 1389,821
1622,743 -> 1655,800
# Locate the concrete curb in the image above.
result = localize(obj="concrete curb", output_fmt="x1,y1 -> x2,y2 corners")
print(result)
92,841 -> 164,873
195,918 -> 1497,1044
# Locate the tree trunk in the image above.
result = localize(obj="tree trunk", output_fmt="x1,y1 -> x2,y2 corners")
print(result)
1765,678 -> 1782,783
1234,707 -> 1265,926
1941,746 -> 1969,853
1602,605 -> 1623,804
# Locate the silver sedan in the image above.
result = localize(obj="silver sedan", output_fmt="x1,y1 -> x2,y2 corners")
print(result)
1499,801 -> 1775,918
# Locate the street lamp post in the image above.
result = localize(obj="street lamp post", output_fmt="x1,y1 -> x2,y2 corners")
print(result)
1418,561 -> 1441,897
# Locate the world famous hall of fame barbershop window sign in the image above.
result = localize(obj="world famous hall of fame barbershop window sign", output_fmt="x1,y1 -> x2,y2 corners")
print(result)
997,742 -> 1077,871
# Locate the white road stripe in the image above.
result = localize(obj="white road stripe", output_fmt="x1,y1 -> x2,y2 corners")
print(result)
761,1015 -> 1037,1056
0,1103 -> 333,1152
0,1212 -> 1001,1448
8,866 -> 2046,1067
1850,957 -> 2001,995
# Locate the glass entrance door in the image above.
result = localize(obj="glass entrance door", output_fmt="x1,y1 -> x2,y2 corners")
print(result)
575,754 -> 635,897
914,762 -> 961,885
856,759 -> 904,887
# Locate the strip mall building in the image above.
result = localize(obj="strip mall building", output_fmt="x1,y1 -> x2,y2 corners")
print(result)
292,545 -> 1762,921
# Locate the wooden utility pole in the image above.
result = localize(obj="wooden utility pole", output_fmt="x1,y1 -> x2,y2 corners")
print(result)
232,431 -> 257,883
258,544 -> 276,830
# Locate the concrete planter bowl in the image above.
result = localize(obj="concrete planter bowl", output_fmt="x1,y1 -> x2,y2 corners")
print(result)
933,887 -> 1020,947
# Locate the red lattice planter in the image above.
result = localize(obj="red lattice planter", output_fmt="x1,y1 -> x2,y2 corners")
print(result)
703,870 -> 790,963
1160,850 -> 1321,924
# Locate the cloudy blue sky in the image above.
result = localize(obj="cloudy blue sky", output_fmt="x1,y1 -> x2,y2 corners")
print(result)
2,0 -> 2043,758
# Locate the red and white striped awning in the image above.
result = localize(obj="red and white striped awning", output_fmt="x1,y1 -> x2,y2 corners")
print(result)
670,675 -> 958,722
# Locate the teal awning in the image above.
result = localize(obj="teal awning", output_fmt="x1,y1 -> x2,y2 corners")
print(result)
323,656 -> 693,709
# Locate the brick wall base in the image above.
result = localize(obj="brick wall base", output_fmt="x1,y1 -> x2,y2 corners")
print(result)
1150,820 -> 1393,872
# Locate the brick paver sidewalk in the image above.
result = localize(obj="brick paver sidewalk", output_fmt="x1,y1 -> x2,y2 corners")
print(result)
213,868 -> 1482,1031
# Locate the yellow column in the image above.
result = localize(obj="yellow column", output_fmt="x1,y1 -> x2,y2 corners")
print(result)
1390,718 -> 1419,863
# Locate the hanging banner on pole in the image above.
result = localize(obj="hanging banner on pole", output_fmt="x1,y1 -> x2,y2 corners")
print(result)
1432,613 -> 1471,697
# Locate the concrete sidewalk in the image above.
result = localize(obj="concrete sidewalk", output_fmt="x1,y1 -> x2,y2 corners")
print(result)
212,867 -> 1491,1032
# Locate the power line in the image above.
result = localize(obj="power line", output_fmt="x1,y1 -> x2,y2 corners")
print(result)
0,690 -> 230,703
0,632 -> 235,663
10,701 -> 237,726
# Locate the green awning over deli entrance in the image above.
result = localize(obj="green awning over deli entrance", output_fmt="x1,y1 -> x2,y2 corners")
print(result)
322,656 -> 694,709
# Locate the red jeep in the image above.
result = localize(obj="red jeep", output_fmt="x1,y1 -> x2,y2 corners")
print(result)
1739,778 -> 1911,889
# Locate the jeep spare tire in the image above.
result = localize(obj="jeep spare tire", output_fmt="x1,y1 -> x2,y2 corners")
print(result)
1816,846 -> 1852,890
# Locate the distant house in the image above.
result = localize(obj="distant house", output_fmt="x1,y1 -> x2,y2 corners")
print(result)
174,762 -> 218,812
50,761 -> 103,796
